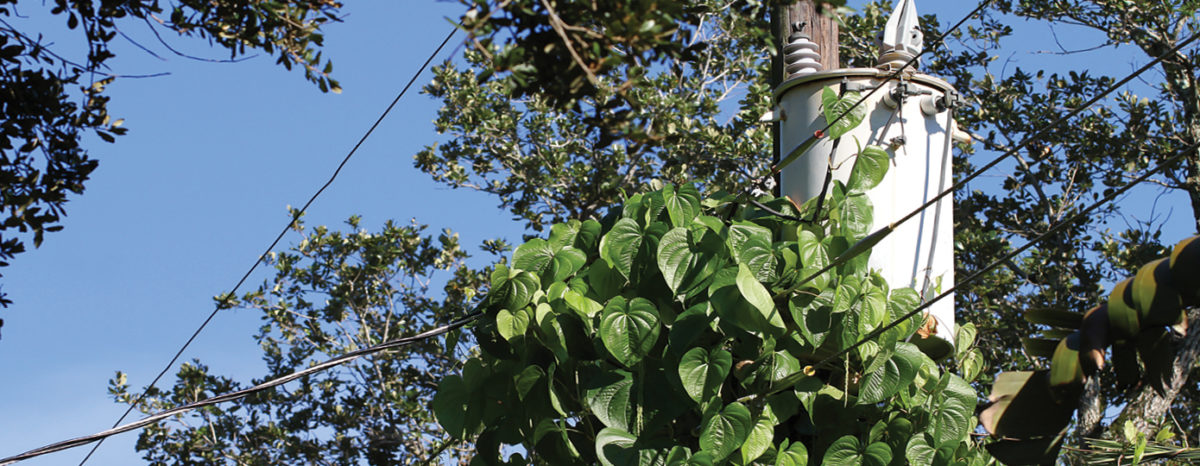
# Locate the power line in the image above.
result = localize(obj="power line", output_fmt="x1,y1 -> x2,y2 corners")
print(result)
765,139 -> 1200,397
74,25 -> 462,466
0,312 -> 481,466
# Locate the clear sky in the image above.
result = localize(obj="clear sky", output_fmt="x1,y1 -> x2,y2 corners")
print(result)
0,1 -> 1191,465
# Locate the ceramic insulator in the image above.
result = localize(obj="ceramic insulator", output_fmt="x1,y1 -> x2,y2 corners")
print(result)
784,35 -> 821,79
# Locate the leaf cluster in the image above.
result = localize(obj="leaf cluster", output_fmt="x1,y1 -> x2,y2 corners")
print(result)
435,176 -> 986,464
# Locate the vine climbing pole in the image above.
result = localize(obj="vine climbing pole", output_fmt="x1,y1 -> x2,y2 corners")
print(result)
771,0 -> 966,358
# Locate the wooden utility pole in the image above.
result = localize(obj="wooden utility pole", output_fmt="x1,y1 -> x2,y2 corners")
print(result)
771,1 -> 840,195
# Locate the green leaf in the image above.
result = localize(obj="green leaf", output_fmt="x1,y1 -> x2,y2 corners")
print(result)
796,230 -> 830,290
679,346 -> 732,404
960,349 -> 984,382
728,222 -> 778,282
491,266 -> 540,311
737,264 -> 785,331
930,374 -> 975,448
584,370 -> 634,431
847,145 -> 890,193
822,88 -> 866,140
700,402 -> 752,461
775,440 -> 808,466
955,322 -> 978,357
741,410 -> 774,464
596,427 -> 639,466
576,219 -> 603,252
791,290 -> 835,348
514,238 -> 556,274
668,303 -> 713,354
664,184 -> 701,227
864,441 -> 893,466
906,434 -> 936,464
496,308 -> 531,341
586,259 -> 624,302
600,218 -> 643,280
515,365 -> 544,401
858,342 -> 921,404
836,193 -> 873,241
545,246 -> 588,283
433,374 -> 471,438
565,289 -> 603,318
823,435 -> 864,464
600,297 -> 662,367
658,227 -> 723,299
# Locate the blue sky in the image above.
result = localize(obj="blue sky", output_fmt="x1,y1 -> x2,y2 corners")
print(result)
0,1 -> 1192,464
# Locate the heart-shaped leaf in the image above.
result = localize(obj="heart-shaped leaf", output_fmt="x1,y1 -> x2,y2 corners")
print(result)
600,218 -> 643,280
791,290 -> 835,348
776,440 -> 808,466
584,370 -> 634,431
858,342 -> 921,404
740,410 -> 775,463
658,227 -> 723,299
665,184 -> 701,227
847,145 -> 890,193
822,87 -> 866,140
545,246 -> 587,283
432,374 -> 473,438
679,346 -> 732,403
496,308 -> 531,341
490,265 -> 540,311
700,402 -> 752,461
514,238 -> 556,274
728,222 -> 778,282
835,193 -> 873,241
600,297 -> 661,367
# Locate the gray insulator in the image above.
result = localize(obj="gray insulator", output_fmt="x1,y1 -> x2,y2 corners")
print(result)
784,35 -> 821,78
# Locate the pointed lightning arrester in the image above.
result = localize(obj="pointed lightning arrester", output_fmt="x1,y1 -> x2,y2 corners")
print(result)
784,22 -> 822,79
876,0 -> 924,71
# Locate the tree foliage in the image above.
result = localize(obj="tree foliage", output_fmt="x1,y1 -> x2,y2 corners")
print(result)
111,215 -> 497,464
0,0 -> 343,310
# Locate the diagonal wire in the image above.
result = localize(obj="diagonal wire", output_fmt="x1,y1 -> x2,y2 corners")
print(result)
772,28 -> 1200,300
0,312 -> 481,466
764,139 -> 1200,397
74,25 -> 462,466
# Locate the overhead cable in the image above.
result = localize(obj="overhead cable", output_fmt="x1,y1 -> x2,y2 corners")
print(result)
75,24 -> 462,466
1,312 -> 481,465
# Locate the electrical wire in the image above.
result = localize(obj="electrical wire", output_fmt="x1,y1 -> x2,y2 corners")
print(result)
74,25 -> 462,466
0,312 -> 481,466
764,139 -> 1200,397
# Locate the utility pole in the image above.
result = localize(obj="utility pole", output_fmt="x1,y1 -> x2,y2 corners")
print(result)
771,1 -> 839,195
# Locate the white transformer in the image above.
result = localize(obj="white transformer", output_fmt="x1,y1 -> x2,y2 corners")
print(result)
775,0 -> 962,357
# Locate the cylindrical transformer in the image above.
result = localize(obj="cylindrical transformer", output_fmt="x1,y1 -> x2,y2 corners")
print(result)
776,69 -> 959,358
